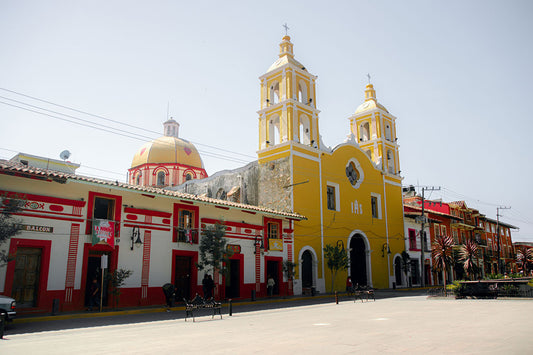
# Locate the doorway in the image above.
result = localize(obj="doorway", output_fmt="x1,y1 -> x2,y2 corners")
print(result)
174,255 -> 192,301
301,250 -> 313,290
84,252 -> 109,308
11,247 -> 41,308
266,260 -> 280,295
225,259 -> 241,299
394,256 -> 402,286
350,234 -> 368,286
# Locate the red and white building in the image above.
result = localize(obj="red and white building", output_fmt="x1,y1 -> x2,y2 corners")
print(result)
0,152 -> 303,314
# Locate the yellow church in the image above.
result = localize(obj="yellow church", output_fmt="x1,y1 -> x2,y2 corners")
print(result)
175,35 -> 405,293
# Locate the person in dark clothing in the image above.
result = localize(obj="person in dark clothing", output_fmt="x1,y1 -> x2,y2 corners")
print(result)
202,274 -> 210,299
204,274 -> 215,300
88,278 -> 100,311
162,283 -> 176,311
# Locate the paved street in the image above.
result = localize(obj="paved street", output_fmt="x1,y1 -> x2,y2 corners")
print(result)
2,295 -> 532,354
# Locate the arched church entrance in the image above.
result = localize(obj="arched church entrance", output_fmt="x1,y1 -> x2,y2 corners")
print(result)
301,250 -> 313,291
350,234 -> 368,286
394,256 -> 402,286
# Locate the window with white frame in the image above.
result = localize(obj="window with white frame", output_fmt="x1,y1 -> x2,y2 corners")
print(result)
326,182 -> 340,211
371,193 -> 381,219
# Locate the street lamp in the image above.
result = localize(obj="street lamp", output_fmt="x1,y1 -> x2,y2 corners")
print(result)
381,243 -> 391,258
254,235 -> 264,254
131,226 -> 143,250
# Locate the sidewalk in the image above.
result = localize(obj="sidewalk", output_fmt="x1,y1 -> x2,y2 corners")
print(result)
13,287 -> 430,324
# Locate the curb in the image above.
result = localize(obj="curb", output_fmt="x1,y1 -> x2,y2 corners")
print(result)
13,289 -> 431,324
13,294 -> 334,324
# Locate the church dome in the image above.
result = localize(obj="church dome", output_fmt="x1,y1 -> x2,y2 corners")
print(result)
131,136 -> 204,169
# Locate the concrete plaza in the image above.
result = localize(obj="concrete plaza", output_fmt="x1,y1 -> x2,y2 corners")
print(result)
2,296 -> 532,354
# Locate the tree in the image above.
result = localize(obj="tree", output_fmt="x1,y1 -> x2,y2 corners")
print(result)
282,260 -> 296,280
107,268 -> 133,309
197,223 -> 232,284
432,235 -> 454,295
459,239 -> 479,280
516,246 -> 532,275
323,243 -> 349,293
0,193 -> 25,266
401,250 -> 411,287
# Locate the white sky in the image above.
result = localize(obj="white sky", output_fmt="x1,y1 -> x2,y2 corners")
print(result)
1,0 -> 532,241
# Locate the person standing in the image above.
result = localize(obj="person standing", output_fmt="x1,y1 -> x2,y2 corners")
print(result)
87,278 -> 100,311
206,274 -> 215,299
267,275 -> 275,297
202,274 -> 210,299
162,283 -> 176,311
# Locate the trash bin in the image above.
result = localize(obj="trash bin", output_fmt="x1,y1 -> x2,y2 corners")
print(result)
251,289 -> 256,301
311,287 -> 316,296
52,298 -> 60,315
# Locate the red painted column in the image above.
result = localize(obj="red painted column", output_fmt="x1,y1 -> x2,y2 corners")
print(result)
255,243 -> 261,293
64,224 -> 80,304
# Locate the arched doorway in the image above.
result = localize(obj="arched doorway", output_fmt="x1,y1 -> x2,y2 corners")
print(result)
301,250 -> 313,290
350,234 -> 367,286
394,256 -> 402,286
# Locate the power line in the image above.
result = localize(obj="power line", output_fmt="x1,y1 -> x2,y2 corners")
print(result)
0,100 -> 251,165
0,87 -> 256,160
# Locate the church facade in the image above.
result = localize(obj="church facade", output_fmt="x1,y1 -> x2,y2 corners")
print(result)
178,36 -> 405,293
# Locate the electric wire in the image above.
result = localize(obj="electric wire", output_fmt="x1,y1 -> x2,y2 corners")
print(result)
0,87 -> 256,159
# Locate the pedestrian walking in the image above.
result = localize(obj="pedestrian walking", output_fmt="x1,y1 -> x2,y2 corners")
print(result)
267,275 -> 275,297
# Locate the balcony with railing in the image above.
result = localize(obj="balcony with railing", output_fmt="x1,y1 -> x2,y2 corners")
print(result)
176,228 -> 199,244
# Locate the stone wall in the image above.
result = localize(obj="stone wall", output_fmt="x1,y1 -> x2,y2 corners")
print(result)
257,157 -> 292,212
170,157 -> 293,213
171,161 -> 260,206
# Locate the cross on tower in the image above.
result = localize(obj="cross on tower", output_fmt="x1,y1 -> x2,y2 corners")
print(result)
283,23 -> 290,36
367,73 -> 371,84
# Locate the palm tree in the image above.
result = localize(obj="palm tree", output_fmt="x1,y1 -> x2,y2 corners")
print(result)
459,239 -> 479,280
432,235 -> 454,295
516,246 -> 532,276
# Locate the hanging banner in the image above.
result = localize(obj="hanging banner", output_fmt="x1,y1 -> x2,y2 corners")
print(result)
92,219 -> 115,248
269,238 -> 283,251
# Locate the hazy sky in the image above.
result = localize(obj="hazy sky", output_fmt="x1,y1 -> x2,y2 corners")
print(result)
1,1 -> 532,241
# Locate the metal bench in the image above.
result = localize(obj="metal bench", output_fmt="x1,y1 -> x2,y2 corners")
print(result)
184,294 -> 222,322
352,285 -> 375,303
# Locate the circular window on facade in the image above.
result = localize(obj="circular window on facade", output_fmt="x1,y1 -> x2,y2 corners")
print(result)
346,159 -> 364,189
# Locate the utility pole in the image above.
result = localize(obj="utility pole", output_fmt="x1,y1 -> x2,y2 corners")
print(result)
419,186 -> 441,288
496,206 -> 511,275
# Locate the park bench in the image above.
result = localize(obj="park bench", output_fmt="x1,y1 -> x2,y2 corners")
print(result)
352,285 -> 375,302
184,294 -> 222,322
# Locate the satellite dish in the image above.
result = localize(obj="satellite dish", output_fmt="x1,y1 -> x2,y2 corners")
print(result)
60,150 -> 71,161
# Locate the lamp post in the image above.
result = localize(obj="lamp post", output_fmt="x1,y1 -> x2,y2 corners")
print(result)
381,243 -> 391,258
131,226 -> 143,250
254,235 -> 264,254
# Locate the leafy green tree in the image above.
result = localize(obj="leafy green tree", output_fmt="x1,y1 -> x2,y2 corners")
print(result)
401,250 -> 411,287
197,223 -> 232,280
323,243 -> 349,292
0,193 -> 25,266
107,268 -> 133,309
283,260 -> 297,280
432,235 -> 454,295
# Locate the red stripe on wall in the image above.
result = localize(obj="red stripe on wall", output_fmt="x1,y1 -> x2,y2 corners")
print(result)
141,230 -> 151,299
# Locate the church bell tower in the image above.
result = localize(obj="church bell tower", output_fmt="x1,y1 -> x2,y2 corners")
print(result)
257,36 -> 320,154
348,82 -> 400,176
